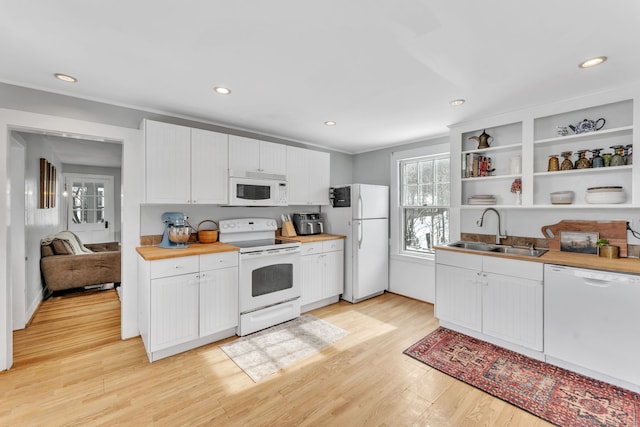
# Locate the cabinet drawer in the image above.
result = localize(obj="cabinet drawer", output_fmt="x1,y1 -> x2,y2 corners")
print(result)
436,250 -> 482,270
150,256 -> 199,279
483,256 -> 543,281
200,251 -> 239,271
322,239 -> 344,252
301,242 -> 323,256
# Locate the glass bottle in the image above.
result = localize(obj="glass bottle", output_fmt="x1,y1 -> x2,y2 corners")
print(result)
590,148 -> 604,168
560,151 -> 573,170
601,152 -> 613,167
575,150 -> 591,169
548,154 -> 559,172
610,145 -> 625,166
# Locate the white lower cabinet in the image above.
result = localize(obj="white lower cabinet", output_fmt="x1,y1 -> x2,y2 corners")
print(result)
138,251 -> 239,362
199,265 -> 238,336
150,273 -> 200,351
300,239 -> 344,312
435,250 -> 543,353
434,263 -> 482,332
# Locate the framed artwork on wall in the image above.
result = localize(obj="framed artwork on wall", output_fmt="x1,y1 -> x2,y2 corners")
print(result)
39,158 -> 56,209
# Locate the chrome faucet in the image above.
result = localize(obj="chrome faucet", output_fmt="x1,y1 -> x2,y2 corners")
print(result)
477,208 -> 507,245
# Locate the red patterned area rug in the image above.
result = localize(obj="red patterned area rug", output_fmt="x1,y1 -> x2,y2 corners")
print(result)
404,327 -> 640,427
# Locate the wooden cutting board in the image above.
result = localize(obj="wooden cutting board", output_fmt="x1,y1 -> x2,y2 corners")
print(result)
541,220 -> 628,256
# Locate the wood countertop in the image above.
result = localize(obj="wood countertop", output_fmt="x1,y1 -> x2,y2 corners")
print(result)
277,233 -> 346,243
436,245 -> 640,274
137,242 -> 239,261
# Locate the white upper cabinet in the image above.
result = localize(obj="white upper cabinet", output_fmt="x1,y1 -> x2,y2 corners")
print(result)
228,135 -> 286,176
144,120 -> 229,204
191,128 -> 228,204
145,120 -> 191,204
286,146 -> 330,205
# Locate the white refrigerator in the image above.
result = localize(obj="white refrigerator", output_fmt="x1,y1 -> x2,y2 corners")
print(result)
324,184 -> 389,303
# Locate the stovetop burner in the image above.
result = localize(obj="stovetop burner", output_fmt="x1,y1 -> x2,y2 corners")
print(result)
218,218 -> 301,253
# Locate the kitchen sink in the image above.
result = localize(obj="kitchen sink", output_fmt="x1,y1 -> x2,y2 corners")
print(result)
446,241 -> 497,252
488,246 -> 548,257
446,241 -> 548,257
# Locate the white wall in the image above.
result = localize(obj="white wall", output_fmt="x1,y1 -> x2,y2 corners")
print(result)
23,134 -> 63,320
460,207 -> 640,245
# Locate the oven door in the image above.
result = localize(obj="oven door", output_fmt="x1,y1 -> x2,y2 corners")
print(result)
239,247 -> 301,313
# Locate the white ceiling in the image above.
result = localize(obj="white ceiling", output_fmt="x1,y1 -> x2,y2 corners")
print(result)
18,132 -> 123,168
1,1 -> 640,154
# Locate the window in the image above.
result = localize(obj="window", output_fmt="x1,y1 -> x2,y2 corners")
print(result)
70,180 -> 105,224
400,155 -> 449,255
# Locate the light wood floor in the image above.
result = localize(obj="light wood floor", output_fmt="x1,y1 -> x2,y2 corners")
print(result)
2,290 -> 552,426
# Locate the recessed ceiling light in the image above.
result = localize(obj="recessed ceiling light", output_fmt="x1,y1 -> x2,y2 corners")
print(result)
579,56 -> 607,68
54,73 -> 77,83
449,99 -> 465,107
213,86 -> 231,95
324,121 -> 336,126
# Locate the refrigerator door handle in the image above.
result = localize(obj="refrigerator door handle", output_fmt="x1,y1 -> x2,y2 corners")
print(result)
358,193 -> 363,220
358,220 -> 363,249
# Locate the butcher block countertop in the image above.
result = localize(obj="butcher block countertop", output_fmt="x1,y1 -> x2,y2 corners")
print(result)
137,242 -> 239,261
277,233 -> 346,243
436,245 -> 640,274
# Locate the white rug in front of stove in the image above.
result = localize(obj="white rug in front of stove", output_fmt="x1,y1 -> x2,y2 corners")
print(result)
220,314 -> 348,382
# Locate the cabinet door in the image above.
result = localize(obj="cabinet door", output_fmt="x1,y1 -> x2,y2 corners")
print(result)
286,146 -> 308,205
259,141 -> 286,175
324,250 -> 344,297
150,273 -> 199,351
200,267 -> 239,336
307,150 -> 330,205
191,129 -> 229,204
301,253 -> 324,305
145,120 -> 191,203
482,273 -> 543,351
435,264 -> 482,332
228,135 -> 260,172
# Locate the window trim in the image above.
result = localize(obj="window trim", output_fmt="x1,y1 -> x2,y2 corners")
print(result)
390,143 -> 450,260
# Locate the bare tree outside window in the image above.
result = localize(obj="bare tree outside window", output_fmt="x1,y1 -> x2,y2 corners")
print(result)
401,156 -> 450,254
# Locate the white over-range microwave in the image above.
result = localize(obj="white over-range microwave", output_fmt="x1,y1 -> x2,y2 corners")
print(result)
227,172 -> 288,206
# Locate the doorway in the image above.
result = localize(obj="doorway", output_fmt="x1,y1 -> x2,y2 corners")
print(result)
0,108 -> 143,371
11,131 -> 123,332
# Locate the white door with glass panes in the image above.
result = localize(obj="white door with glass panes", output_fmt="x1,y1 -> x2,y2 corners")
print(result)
65,173 -> 115,244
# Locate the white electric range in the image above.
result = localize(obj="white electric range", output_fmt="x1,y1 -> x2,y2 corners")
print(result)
219,218 -> 301,336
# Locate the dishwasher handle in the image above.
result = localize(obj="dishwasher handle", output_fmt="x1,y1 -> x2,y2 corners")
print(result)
582,278 -> 613,288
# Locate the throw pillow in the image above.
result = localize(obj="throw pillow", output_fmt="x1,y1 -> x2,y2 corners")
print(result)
52,239 -> 74,255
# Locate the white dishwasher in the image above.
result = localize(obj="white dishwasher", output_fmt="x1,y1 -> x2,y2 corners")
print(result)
544,264 -> 640,388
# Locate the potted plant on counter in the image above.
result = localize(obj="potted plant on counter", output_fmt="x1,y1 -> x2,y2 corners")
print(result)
597,239 -> 620,258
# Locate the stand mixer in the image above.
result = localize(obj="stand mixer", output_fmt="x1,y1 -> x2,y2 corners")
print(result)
159,212 -> 192,249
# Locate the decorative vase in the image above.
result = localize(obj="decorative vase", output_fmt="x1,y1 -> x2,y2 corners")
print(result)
599,245 -> 619,258
515,191 -> 522,205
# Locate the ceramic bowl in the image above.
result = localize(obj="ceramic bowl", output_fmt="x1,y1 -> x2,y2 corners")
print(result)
550,191 -> 574,204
